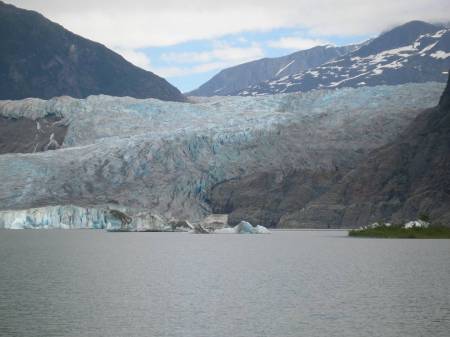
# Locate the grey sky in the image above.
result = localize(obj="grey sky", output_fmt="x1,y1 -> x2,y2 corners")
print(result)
7,0 -> 450,49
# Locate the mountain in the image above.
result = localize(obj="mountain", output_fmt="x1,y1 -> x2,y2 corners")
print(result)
0,1 -> 184,101
0,82 -> 444,227
187,45 -> 357,96
279,71 -> 450,227
237,21 -> 450,96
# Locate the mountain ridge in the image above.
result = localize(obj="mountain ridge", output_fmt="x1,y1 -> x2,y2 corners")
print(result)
0,1 -> 184,101
237,20 -> 450,96
188,44 -> 358,96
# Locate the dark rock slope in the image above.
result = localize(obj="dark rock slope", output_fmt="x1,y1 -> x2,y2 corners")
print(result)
0,1 -> 184,101
188,45 -> 356,96
0,115 -> 67,154
280,72 -> 450,227
208,168 -> 343,227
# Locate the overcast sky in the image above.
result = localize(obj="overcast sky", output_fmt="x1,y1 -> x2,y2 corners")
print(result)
8,0 -> 450,92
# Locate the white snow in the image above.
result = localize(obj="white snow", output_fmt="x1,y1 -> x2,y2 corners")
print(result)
372,68 -> 384,75
430,51 -> 450,59
430,29 -> 447,38
420,41 -> 438,53
277,75 -> 290,82
403,220 -> 430,229
380,60 -> 404,69
275,60 -> 296,77
307,70 -> 320,78
365,45 -> 417,67
328,71 -> 371,87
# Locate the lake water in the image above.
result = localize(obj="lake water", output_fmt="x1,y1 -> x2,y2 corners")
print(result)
0,230 -> 449,337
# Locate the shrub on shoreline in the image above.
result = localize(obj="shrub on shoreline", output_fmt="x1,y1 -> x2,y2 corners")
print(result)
348,225 -> 450,238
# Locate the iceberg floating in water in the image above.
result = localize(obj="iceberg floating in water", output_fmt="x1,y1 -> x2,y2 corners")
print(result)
236,221 -> 255,233
235,221 -> 271,234
199,221 -> 271,234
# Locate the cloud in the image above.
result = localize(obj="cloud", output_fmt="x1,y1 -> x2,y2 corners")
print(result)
153,62 -> 230,78
113,48 -> 152,70
268,37 -> 330,50
161,43 -> 264,64
9,1 -> 450,49
156,42 -> 264,77
110,40 -> 263,78
111,41 -> 264,77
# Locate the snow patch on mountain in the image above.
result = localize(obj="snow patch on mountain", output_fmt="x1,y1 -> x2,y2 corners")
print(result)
275,60 -> 296,77
430,51 -> 450,59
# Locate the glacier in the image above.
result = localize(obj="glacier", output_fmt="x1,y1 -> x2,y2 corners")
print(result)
0,82 -> 445,227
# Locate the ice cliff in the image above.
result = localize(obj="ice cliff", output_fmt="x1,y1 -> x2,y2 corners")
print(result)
0,205 -> 108,229
0,204 -> 178,231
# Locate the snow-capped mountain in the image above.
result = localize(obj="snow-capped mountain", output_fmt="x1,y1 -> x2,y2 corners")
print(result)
187,45 -> 357,96
237,21 -> 450,96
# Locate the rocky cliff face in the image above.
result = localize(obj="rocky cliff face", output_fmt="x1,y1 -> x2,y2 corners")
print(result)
0,83 -> 444,225
0,1 -> 184,102
440,70 -> 450,109
208,168 -> 342,226
280,73 -> 450,227
0,115 -> 67,154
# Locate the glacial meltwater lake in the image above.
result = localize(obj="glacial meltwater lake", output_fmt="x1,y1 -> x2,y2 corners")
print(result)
0,230 -> 449,337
